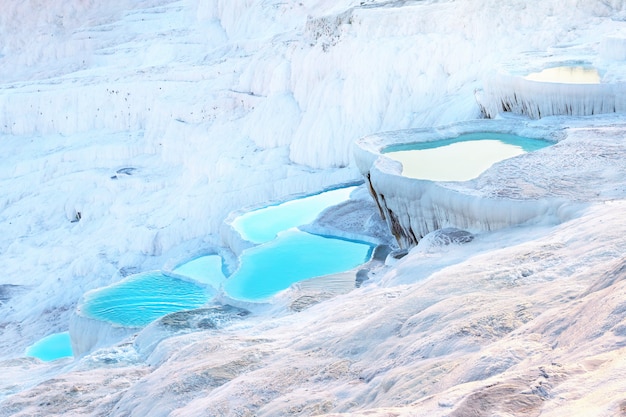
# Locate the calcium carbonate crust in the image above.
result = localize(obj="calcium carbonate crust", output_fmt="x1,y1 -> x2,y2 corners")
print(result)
354,117 -> 625,248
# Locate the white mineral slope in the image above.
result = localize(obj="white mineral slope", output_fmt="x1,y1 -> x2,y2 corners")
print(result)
0,0 -> 625,415
1,194 -> 625,416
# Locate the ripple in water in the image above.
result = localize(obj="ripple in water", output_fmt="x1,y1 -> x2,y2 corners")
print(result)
79,272 -> 210,327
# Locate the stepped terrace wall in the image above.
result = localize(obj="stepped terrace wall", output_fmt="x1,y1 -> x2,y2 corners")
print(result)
353,118 -> 610,249
477,45 -> 626,119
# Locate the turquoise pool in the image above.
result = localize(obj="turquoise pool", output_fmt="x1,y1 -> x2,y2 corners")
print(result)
231,186 -> 357,244
384,132 -> 551,181
172,254 -> 226,290
78,186 -> 371,328
223,228 -> 373,301
79,272 -> 211,327
25,332 -> 73,362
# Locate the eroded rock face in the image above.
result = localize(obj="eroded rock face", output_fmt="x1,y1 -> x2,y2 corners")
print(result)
425,228 -> 474,246
133,305 -> 252,358
0,284 -> 21,304
303,186 -> 396,247
157,305 -> 251,331
290,293 -> 334,312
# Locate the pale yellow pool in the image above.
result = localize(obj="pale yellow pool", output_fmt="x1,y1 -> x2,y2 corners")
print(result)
524,66 -> 600,84
384,133 -> 551,182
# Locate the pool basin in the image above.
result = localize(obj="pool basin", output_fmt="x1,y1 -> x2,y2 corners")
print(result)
223,228 -> 373,301
231,186 -> 357,244
524,66 -> 600,84
353,120 -> 567,248
383,132 -> 551,181
477,59 -> 623,118
78,271 -> 211,328
25,332 -> 73,362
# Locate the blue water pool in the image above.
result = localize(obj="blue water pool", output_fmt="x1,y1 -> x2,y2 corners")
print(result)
25,332 -> 73,362
77,186 -> 370,328
79,271 -> 211,327
223,228 -> 373,301
172,255 -> 226,290
384,132 -> 551,181
231,186 -> 357,244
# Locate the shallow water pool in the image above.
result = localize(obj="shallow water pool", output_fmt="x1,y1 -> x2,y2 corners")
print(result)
79,272 -> 211,327
524,66 -> 600,84
172,255 -> 226,290
384,132 -> 551,181
78,186 -> 369,326
25,332 -> 73,362
223,228 -> 373,301
231,186 -> 357,244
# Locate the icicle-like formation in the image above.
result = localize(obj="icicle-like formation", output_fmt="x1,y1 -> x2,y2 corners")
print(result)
600,36 -> 626,61
353,120 -> 569,249
366,168 -> 562,248
478,70 -> 625,119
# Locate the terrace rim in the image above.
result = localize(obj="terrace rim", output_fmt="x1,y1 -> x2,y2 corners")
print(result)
353,119 -> 570,248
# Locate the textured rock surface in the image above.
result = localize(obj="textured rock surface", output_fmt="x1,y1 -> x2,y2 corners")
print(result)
354,117 -> 626,247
